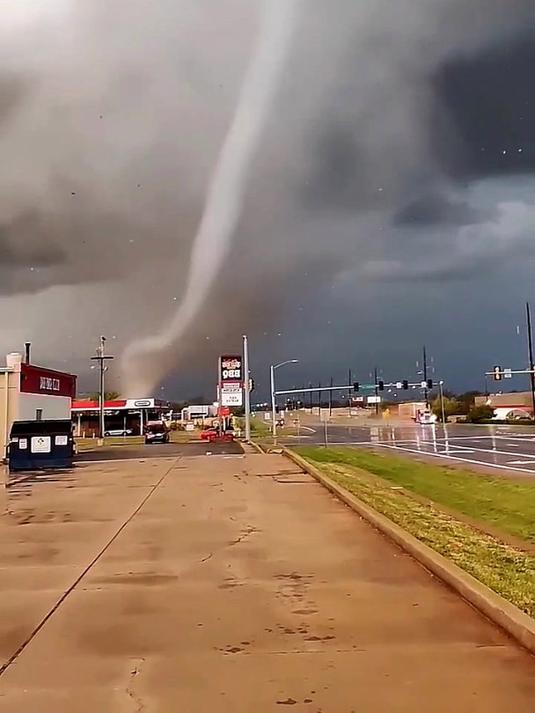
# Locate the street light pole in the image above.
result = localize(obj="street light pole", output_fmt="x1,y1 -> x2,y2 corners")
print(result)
270,365 -> 276,438
270,360 -> 299,441
243,335 -> 251,442
439,380 -> 446,425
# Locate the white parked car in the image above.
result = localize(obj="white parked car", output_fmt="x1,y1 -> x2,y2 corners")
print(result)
104,428 -> 133,436
492,408 -> 531,421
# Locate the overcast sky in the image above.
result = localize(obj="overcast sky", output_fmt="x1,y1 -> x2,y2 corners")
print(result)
1,1 -> 535,400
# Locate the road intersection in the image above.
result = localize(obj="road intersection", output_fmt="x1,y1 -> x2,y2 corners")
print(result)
281,422 -> 535,475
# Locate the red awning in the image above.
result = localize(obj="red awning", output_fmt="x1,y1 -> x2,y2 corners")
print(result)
72,400 -> 127,411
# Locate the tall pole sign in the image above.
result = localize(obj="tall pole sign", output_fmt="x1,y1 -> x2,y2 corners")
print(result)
219,355 -> 244,408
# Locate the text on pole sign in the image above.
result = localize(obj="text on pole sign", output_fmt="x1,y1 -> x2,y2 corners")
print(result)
220,355 -> 243,383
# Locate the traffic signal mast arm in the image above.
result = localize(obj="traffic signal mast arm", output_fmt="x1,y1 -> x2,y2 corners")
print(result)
274,384 -> 375,396
487,366 -> 535,382
274,380 -> 434,397
375,380 -> 434,391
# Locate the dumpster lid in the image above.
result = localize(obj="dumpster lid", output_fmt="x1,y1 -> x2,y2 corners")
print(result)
10,420 -> 73,437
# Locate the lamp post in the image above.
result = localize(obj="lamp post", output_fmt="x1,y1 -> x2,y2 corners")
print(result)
439,380 -> 446,425
270,360 -> 299,440
243,335 -> 251,442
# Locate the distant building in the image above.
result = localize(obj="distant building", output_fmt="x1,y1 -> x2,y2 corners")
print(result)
0,350 -> 77,459
475,392 -> 533,417
72,398 -> 170,437
181,404 -> 217,422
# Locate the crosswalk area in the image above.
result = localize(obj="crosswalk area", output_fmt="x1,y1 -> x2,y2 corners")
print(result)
301,424 -> 535,475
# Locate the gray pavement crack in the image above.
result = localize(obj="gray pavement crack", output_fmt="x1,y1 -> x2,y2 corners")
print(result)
126,658 -> 146,712
0,460 -> 179,679
188,525 -> 259,572
228,525 -> 260,547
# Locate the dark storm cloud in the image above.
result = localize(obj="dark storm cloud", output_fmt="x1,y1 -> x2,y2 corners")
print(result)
1,0 -> 535,395
0,235 -> 64,269
0,75 -> 29,124
0,210 -> 67,295
395,190 -> 483,227
0,207 -> 68,258
434,30 -> 535,179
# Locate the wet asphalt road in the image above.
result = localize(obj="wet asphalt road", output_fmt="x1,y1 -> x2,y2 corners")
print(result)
283,422 -> 535,475
76,439 -> 244,462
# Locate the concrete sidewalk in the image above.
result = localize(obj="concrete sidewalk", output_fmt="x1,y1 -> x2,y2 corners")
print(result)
0,453 -> 533,711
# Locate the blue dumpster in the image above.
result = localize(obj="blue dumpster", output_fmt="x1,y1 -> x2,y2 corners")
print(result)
8,420 -> 75,471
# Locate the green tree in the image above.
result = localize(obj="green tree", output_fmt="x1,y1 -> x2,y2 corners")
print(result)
457,391 -> 483,414
431,396 -> 462,422
466,404 -> 494,423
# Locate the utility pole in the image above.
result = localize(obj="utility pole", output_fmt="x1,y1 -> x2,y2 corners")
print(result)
526,303 -> 535,420
318,381 -> 322,417
309,382 -> 313,414
423,345 -> 429,407
329,376 -> 333,417
243,335 -> 251,442
348,368 -> 352,415
91,336 -> 114,444
374,367 -> 379,417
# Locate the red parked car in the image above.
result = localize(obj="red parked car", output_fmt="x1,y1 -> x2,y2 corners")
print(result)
200,427 -> 234,443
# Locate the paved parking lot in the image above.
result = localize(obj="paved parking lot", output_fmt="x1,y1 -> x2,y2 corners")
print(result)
0,452 -> 534,711
76,439 -> 243,463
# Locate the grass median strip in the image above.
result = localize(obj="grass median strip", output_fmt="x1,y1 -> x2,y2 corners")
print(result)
298,446 -> 535,544
296,447 -> 535,618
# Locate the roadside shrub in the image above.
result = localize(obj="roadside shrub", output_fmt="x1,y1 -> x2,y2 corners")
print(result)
466,405 -> 494,423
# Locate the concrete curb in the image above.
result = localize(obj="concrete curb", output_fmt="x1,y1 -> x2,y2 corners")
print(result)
248,440 -> 266,454
284,448 -> 535,657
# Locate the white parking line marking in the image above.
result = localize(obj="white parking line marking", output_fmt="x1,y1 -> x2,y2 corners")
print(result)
442,444 -> 535,459
313,436 -> 535,461
385,442 -> 535,460
375,444 -> 535,474
441,449 -> 475,454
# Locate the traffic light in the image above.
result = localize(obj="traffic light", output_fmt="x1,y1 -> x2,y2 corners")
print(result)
378,380 -> 385,391
402,380 -> 409,390
426,379 -> 433,390
353,382 -> 360,392
494,366 -> 503,381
